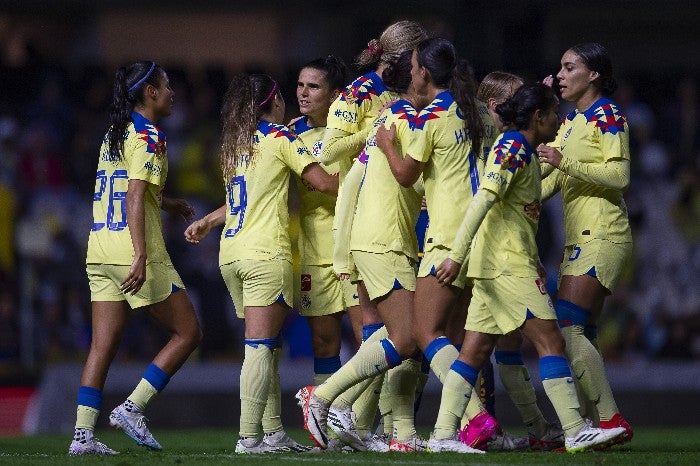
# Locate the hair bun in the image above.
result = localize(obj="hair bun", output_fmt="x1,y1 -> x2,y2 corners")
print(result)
367,39 -> 383,58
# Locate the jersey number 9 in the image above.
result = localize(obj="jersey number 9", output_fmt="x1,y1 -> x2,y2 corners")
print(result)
225,175 -> 247,238
91,169 -> 128,231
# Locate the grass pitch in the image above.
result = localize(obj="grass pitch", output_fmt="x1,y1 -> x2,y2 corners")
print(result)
0,427 -> 698,465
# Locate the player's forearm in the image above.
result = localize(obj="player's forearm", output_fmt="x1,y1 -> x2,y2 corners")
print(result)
541,169 -> 563,202
319,127 -> 370,165
558,157 -> 630,191
126,185 -> 147,259
448,189 -> 496,264
201,205 -> 227,229
333,160 -> 363,274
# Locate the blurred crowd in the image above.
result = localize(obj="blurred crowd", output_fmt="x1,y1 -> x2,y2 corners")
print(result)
0,35 -> 698,379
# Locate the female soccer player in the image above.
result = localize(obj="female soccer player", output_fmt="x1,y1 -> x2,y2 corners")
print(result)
69,61 -> 202,455
184,74 -> 337,453
432,82 -> 626,453
289,55 -> 362,388
319,20 -> 428,451
297,41 -> 432,451
537,42 -> 634,444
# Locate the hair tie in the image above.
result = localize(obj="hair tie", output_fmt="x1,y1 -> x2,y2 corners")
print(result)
368,40 -> 383,58
128,62 -> 156,92
258,81 -> 278,108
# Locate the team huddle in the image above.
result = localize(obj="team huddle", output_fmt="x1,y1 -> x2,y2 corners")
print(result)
69,19 -> 634,456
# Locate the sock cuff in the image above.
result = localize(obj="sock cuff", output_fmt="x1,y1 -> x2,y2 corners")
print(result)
424,336 -> 451,363
143,363 -> 170,392
245,337 -> 278,350
380,338 -> 402,368
450,359 -> 479,386
555,299 -> 591,327
494,350 -> 524,365
77,386 -> 102,410
314,355 -> 341,374
539,355 -> 571,380
362,323 -> 384,341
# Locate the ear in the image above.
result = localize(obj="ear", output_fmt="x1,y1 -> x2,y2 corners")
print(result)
146,83 -> 157,99
487,97 -> 498,111
589,70 -> 600,83
330,89 -> 340,103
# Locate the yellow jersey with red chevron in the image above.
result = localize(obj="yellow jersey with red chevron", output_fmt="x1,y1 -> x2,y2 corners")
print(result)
468,130 -> 542,279
350,99 -> 422,258
219,120 -> 317,264
290,116 -> 339,265
404,90 -> 483,252
549,97 -> 632,246
86,111 -> 171,266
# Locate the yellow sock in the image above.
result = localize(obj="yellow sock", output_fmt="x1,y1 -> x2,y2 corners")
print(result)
433,368 -> 473,440
498,363 -> 547,436
388,359 -> 420,441
429,344 -> 459,383
377,372 -> 393,435
262,347 -> 282,434
316,328 -> 396,405
562,325 -> 618,421
351,374 -> 383,434
240,343 -> 274,437
128,379 -> 158,411
541,376 -> 584,436
75,406 -> 99,430
459,377 -> 486,428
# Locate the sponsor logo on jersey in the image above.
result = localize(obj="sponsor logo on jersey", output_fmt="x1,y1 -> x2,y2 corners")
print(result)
301,274 -> 312,291
523,199 -> 541,221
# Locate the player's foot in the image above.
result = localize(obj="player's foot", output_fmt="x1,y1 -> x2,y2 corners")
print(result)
109,400 -> 162,450
263,430 -> 312,452
68,429 -> 119,455
327,406 -> 366,451
565,419 -> 626,453
458,410 -> 500,450
295,386 -> 329,449
363,431 -> 390,452
309,438 -> 353,453
389,434 -> 427,452
486,430 -> 530,451
235,436 -> 277,454
599,413 -> 633,446
427,432 -> 486,453
529,423 -> 565,451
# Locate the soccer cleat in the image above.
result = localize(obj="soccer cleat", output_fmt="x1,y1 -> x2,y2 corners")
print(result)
68,429 -> 119,455
263,430 -> 312,452
486,430 -> 530,451
458,410 -> 500,450
327,406 -> 366,451
295,386 -> 329,449
565,419 -> 626,453
109,402 -> 162,450
309,438 -> 353,453
363,431 -> 390,452
529,423 -> 565,451
427,433 -> 486,453
599,413 -> 633,446
235,436 -> 277,454
389,434 -> 427,452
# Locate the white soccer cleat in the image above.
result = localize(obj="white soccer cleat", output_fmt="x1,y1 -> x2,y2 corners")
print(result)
295,386 -> 329,449
389,433 -> 427,452
427,433 -> 486,453
529,422 -> 565,451
327,405 -> 366,451
565,419 -> 626,453
68,429 -> 119,455
109,401 -> 162,450
235,436 -> 277,454
486,430 -> 530,451
363,431 -> 390,452
263,430 -> 312,452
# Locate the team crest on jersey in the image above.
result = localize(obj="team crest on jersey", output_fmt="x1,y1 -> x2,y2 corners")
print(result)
312,140 -> 323,157
523,199 -> 541,221
301,274 -> 312,292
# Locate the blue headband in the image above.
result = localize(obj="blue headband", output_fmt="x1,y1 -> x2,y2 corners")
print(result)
128,62 -> 156,92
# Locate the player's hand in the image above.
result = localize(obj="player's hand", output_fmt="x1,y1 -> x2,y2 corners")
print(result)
375,123 -> 397,155
434,258 -> 461,287
542,75 -> 555,88
537,144 -> 563,167
184,219 -> 212,244
287,116 -> 303,126
121,254 -> 146,295
377,98 -> 398,117
163,197 -> 195,222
